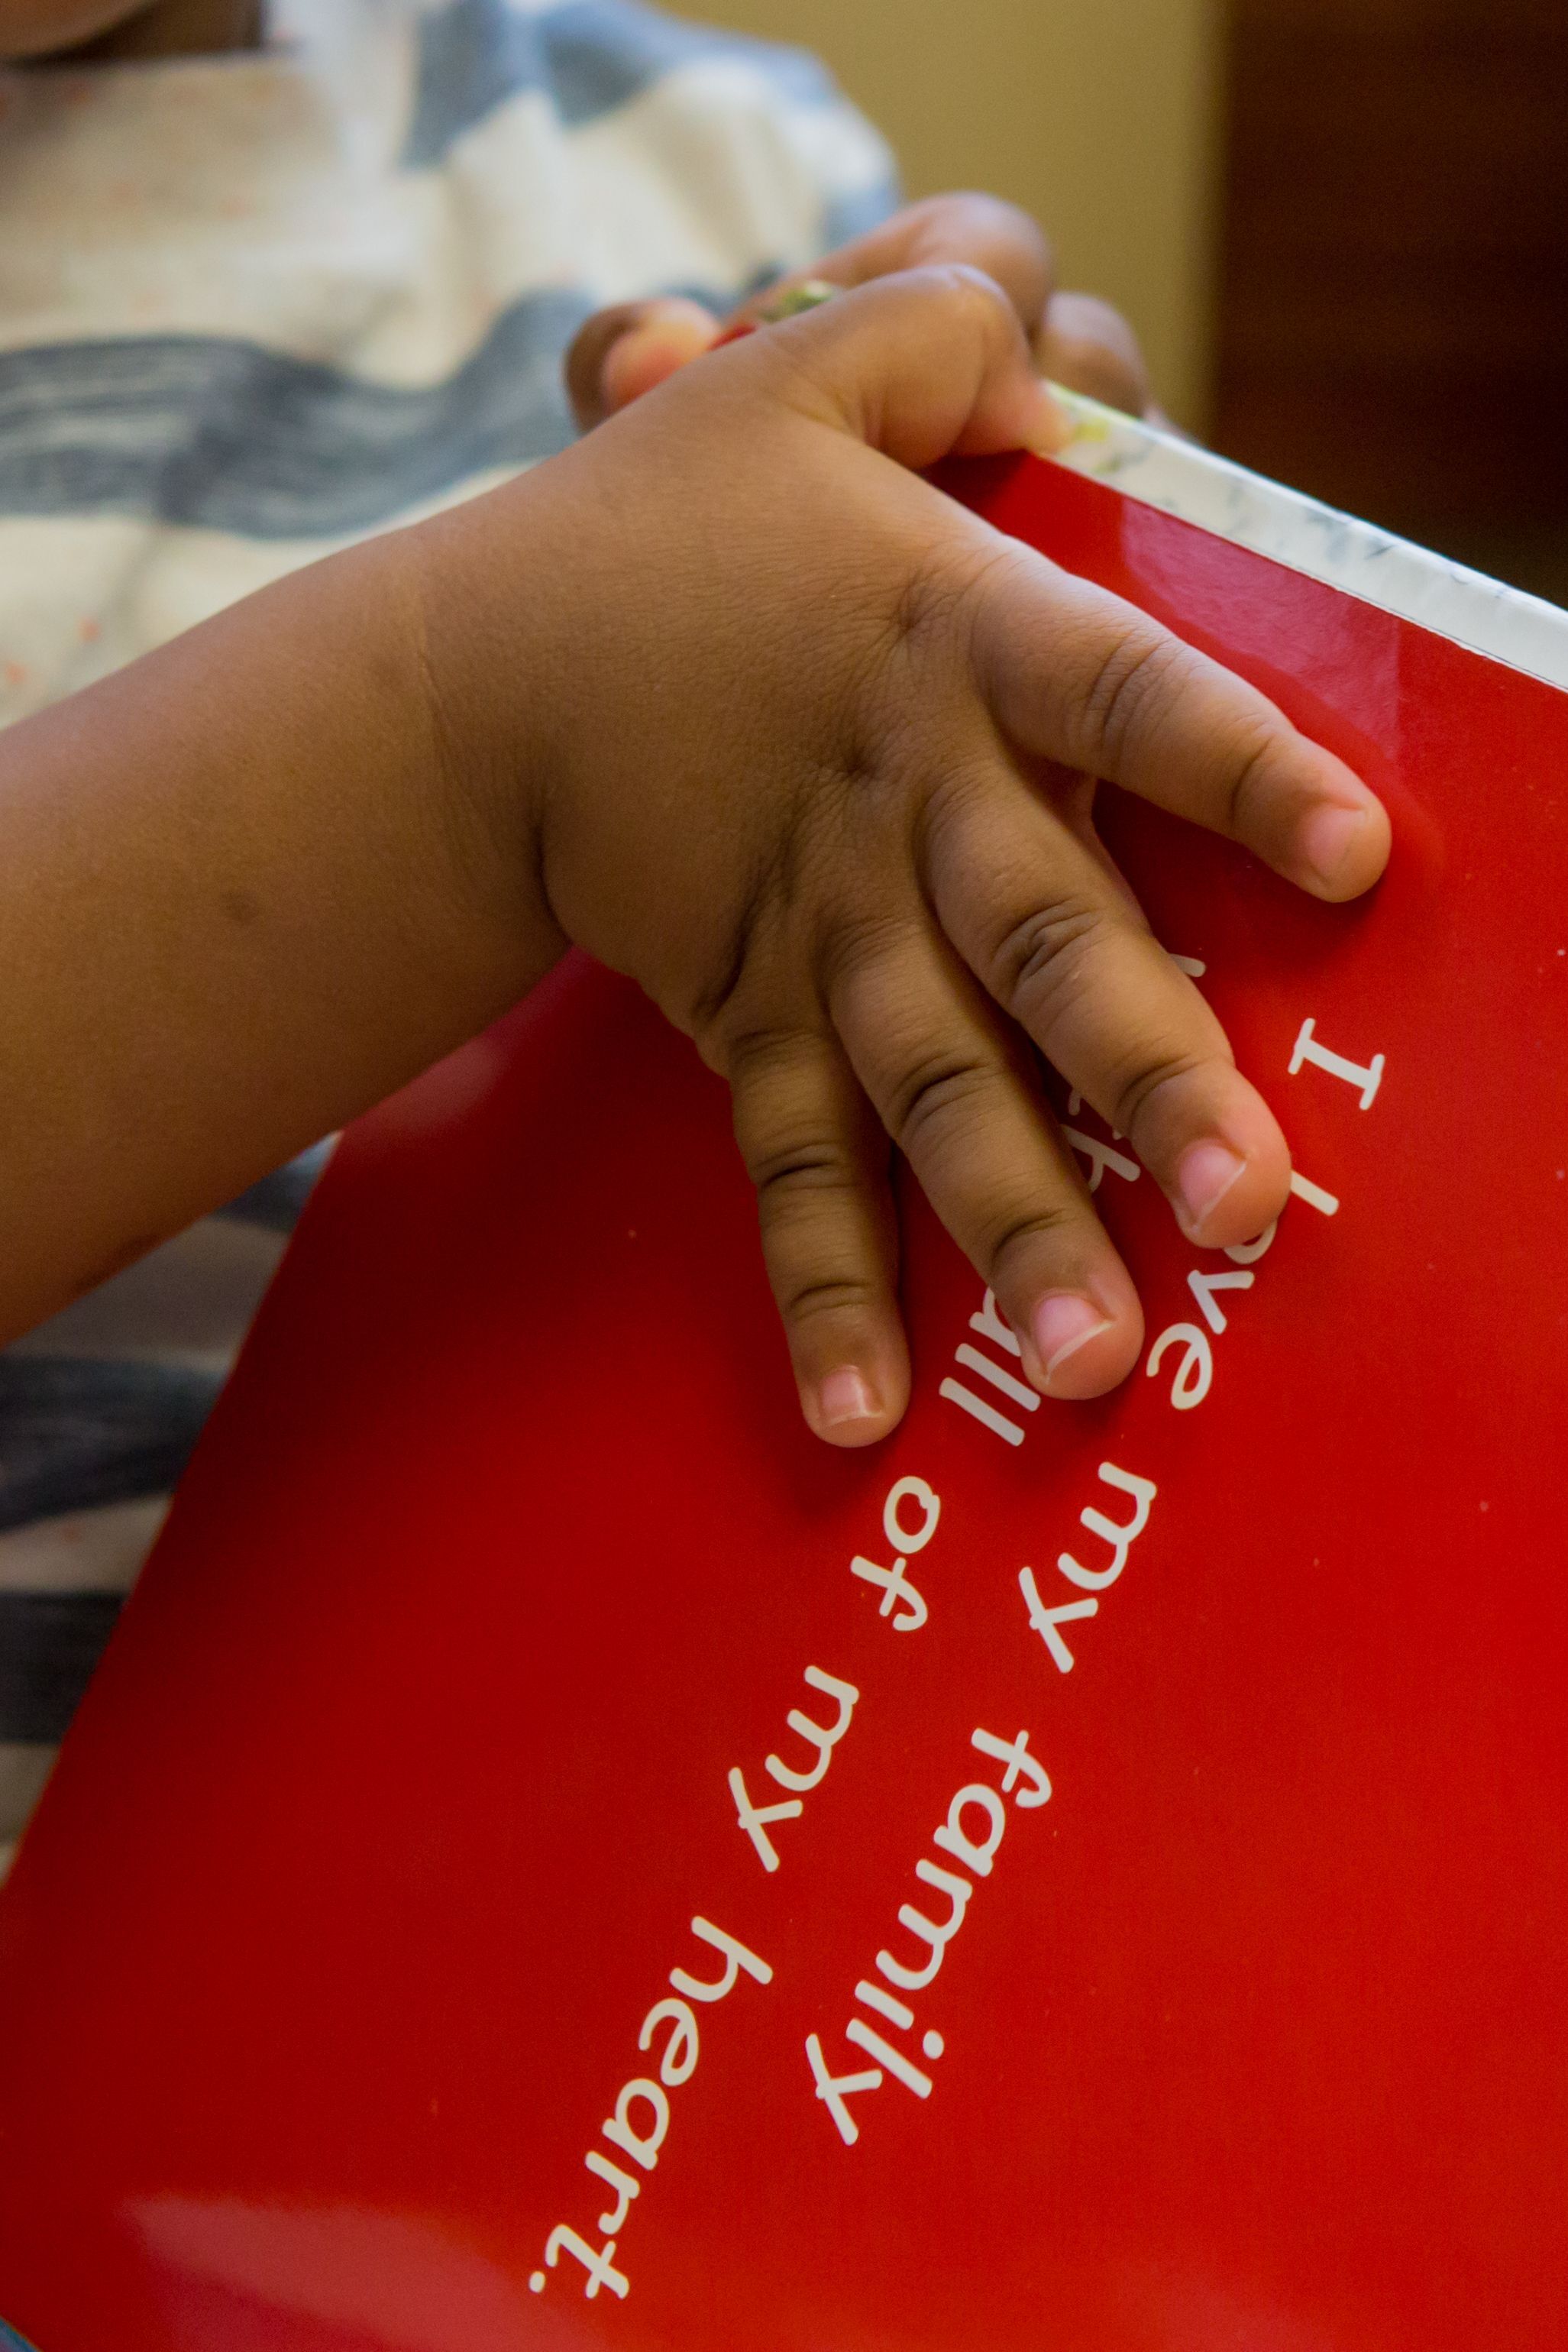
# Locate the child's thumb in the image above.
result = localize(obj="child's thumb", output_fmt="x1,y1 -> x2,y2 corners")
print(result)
750,264 -> 1072,470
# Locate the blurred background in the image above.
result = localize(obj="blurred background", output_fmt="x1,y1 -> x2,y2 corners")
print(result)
708,0 -> 1568,603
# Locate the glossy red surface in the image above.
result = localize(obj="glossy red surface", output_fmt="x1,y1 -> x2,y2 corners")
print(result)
1,456 -> 1566,2350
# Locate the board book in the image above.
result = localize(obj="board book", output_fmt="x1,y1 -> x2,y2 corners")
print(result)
1,397 -> 1566,2350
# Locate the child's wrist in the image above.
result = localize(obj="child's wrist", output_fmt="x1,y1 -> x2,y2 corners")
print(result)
391,500 -> 571,1002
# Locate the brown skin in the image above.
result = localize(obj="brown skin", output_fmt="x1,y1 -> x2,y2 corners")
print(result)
567,193 -> 1162,435
0,0 -> 257,61
0,270 -> 1388,1445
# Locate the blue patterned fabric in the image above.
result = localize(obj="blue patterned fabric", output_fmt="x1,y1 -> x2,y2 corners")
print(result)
0,0 -> 897,1859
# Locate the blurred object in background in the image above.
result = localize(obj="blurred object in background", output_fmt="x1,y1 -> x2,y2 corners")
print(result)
1215,0 -> 1568,601
702,0 -> 1222,434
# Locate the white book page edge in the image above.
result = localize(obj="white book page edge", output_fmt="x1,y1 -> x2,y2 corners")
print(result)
1046,388 -> 1568,697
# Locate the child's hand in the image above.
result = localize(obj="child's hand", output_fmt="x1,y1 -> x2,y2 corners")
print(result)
566,192 -> 1157,432
422,267 -> 1388,1445
0,265 -> 1383,1427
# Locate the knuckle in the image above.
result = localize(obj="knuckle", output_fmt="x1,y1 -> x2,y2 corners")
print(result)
914,189 -> 1020,233
749,1137 -> 858,1209
925,189 -> 1048,261
908,258 -> 1019,338
959,189 -> 1040,244
723,1021 -> 803,1098
726,1027 -> 841,1147
819,907 -> 924,1009
878,537 -> 1010,676
920,746 -> 1015,862
884,1048 -> 996,1157
778,1270 -> 883,1328
1072,622 -> 1188,768
981,1201 -> 1081,1276
862,541 -> 1022,755
985,893 -> 1108,1021
688,865 -> 782,1043
1107,1047 -> 1211,1144
887,555 -> 970,658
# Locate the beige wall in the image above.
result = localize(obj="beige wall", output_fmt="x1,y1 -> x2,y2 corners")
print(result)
699,0 -> 1222,429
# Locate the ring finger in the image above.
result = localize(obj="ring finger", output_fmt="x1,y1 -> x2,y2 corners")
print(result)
828,914 -> 1144,1397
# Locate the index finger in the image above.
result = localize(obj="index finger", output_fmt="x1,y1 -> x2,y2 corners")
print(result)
968,542 -> 1391,901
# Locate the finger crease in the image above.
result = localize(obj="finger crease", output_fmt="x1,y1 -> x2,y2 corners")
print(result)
984,1204 -> 1081,1268
752,1147 -> 855,1198
1076,629 -> 1182,767
689,846 -> 782,1037
1110,1050 -> 1210,1142
990,900 -> 1103,1014
781,1274 -> 882,1322
887,1055 -> 996,1153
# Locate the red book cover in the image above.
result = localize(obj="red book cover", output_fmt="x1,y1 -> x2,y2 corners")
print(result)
1,409 -> 1566,2351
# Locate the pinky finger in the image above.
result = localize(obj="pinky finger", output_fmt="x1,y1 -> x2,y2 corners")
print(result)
728,1027 -> 910,1447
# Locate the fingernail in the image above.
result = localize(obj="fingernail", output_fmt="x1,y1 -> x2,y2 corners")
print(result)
816,1366 -> 880,1429
1175,1140 -> 1248,1239
1030,1293 -> 1114,1387
1298,803 -> 1367,891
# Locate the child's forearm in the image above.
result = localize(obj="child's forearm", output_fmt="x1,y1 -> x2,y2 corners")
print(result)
0,523 -> 562,1340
